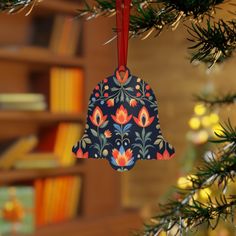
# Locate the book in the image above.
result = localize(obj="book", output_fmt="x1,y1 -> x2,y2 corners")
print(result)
36,123 -> 83,167
67,176 -> 82,219
34,179 -> 44,227
0,93 -> 45,103
50,67 -> 85,114
0,93 -> 46,111
0,135 -> 38,170
34,176 -> 82,226
13,153 -> 59,169
0,186 -> 35,235
0,101 -> 46,111
50,15 -> 82,56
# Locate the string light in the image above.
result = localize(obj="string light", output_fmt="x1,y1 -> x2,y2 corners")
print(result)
209,113 -> 219,124
199,188 -> 212,200
194,104 -> 206,116
201,115 -> 211,127
189,117 -> 201,130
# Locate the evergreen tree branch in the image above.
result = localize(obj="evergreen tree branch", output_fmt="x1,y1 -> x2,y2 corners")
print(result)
77,0 -> 225,36
196,93 -> 236,107
139,121 -> 236,235
188,20 -> 236,67
0,0 -> 37,13
143,196 -> 236,235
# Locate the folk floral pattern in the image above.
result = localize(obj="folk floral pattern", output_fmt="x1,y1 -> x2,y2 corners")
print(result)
72,68 -> 175,171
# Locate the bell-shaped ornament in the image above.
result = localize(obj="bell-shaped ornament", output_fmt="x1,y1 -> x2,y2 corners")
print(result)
72,68 -> 175,171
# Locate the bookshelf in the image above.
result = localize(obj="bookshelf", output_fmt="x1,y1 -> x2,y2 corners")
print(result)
0,165 -> 85,185
0,0 -> 141,235
28,211 -> 140,236
0,111 -> 85,123
0,46 -> 85,66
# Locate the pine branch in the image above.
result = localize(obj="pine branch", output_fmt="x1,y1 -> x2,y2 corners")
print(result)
188,20 -> 236,67
0,0 -> 37,14
196,93 -> 236,107
77,0 -> 225,36
139,121 -> 236,236
143,196 -> 236,235
213,120 -> 236,144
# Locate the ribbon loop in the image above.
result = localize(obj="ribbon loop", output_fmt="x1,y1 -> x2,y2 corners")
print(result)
116,0 -> 131,71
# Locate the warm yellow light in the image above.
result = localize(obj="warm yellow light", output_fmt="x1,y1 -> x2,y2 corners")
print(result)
209,113 -> 219,124
194,104 -> 206,116
212,124 -> 223,136
197,130 -> 209,144
177,177 -> 189,188
189,117 -> 201,130
159,232 -> 167,236
199,188 -> 212,200
201,116 -> 211,127
177,176 -> 193,188
189,192 -> 198,205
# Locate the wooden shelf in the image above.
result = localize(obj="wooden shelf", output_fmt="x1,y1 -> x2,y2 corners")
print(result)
0,165 -> 85,184
0,111 -> 85,124
0,46 -> 84,67
28,211 -> 141,236
37,0 -> 82,15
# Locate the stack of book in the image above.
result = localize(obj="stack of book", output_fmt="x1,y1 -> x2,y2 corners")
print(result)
50,67 -> 84,114
50,15 -> 82,56
0,93 -> 46,111
0,122 -> 83,169
37,122 -> 83,166
35,176 -> 82,227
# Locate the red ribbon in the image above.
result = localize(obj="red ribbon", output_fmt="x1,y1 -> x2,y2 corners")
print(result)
116,0 -> 131,71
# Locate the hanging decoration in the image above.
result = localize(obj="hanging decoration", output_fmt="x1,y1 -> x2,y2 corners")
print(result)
72,0 -> 175,171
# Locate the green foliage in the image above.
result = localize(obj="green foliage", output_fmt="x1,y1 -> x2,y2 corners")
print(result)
75,0 -> 229,63
157,0 -> 224,18
196,93 -> 236,106
0,0 -> 34,13
188,20 -> 236,67
139,122 -> 236,235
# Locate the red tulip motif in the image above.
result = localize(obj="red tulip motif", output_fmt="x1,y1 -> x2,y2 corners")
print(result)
133,106 -> 154,128
111,105 -> 132,125
89,106 -> 107,127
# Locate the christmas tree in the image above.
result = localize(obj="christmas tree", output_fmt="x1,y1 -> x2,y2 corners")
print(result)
4,0 -> 236,235
75,0 -> 236,234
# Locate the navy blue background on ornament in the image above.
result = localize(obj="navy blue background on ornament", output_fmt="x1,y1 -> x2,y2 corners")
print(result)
72,68 -> 175,172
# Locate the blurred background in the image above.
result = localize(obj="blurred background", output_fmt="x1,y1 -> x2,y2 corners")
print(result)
0,0 -> 235,236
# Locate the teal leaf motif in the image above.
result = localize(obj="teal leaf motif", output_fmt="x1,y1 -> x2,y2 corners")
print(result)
124,87 -> 133,92
100,120 -> 109,128
91,129 -> 98,137
113,76 -> 121,86
123,76 -> 132,86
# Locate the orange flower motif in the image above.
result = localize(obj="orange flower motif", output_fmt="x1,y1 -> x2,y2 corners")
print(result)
133,106 -> 154,127
89,106 -> 107,127
111,105 -> 132,125
156,149 -> 174,160
104,129 -> 112,138
112,147 -> 133,167
76,148 -> 89,159
129,99 -> 137,107
107,99 -> 114,107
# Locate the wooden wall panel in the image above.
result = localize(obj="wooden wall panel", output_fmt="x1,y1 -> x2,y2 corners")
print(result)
122,25 -> 236,217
